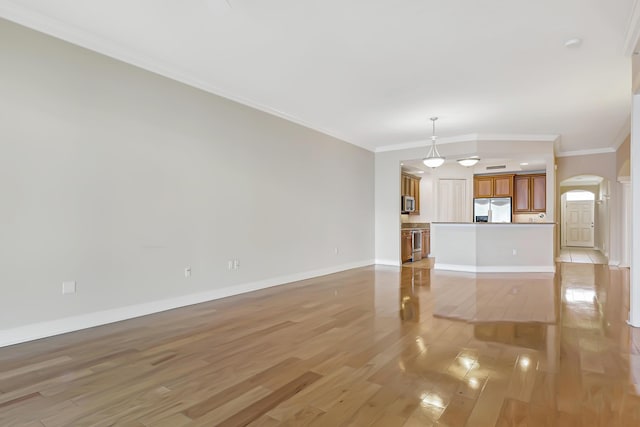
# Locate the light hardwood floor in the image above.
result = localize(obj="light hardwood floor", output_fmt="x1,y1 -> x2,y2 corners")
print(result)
0,262 -> 636,426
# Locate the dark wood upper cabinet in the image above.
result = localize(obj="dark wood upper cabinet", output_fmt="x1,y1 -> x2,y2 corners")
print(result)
514,176 -> 531,212
474,177 -> 493,198
513,174 -> 546,213
473,174 -> 514,198
493,176 -> 513,197
531,175 -> 546,212
401,172 -> 421,215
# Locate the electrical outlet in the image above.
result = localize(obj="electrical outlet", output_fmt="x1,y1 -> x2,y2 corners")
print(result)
233,259 -> 240,270
62,281 -> 76,295
184,266 -> 191,278
334,247 -> 339,255
228,260 -> 233,270
512,249 -> 517,256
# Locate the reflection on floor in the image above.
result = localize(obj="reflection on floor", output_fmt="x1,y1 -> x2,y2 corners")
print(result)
0,262 -> 636,426
402,257 -> 434,268
559,246 -> 608,264
397,262 -> 635,425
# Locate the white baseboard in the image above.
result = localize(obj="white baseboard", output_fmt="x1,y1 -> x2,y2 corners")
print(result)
434,263 -> 556,273
434,263 -> 477,273
374,259 -> 401,266
0,259 -> 374,348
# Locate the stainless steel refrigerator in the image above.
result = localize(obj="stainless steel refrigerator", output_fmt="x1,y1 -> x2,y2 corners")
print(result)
474,197 -> 512,223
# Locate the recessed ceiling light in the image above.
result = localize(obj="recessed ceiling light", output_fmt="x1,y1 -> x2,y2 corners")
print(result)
564,38 -> 582,48
416,171 -> 424,174
520,162 -> 529,166
400,162 -> 404,166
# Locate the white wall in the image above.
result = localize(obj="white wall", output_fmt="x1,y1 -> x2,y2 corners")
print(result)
0,19 -> 374,338
598,180 -> 611,256
629,94 -> 640,327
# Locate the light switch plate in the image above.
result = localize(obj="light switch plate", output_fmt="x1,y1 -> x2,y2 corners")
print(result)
62,281 -> 76,295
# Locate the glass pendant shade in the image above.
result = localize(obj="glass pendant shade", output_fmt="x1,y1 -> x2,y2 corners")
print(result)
423,142 -> 445,168
457,158 -> 480,167
423,117 -> 445,168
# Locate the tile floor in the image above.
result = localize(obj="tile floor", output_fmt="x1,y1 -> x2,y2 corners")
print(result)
559,247 -> 608,264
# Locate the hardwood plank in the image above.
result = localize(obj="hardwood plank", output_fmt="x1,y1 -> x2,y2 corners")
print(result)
0,263 -> 637,426
213,372 -> 322,426
276,406 -> 325,426
186,386 -> 274,426
0,356 -> 71,381
182,357 -> 302,419
307,380 -> 380,426
0,392 -> 41,410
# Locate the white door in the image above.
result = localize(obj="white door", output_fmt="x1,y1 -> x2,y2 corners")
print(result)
565,200 -> 594,247
438,179 -> 467,222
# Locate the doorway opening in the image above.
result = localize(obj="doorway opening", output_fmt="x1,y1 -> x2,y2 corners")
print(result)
559,175 -> 609,264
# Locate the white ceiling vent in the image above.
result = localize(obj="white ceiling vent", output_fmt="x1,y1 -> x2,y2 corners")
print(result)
486,165 -> 507,170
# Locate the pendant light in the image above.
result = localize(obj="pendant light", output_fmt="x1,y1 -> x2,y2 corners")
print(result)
423,117 -> 445,168
457,157 -> 480,167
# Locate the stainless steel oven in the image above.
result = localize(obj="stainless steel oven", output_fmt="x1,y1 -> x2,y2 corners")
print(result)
411,230 -> 422,261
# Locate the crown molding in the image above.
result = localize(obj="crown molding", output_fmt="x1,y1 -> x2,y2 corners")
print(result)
475,134 -> 559,142
624,0 -> 640,56
374,133 -> 559,153
0,1 -> 373,151
555,147 -> 617,158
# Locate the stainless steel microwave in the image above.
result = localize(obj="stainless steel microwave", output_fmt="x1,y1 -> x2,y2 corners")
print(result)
402,196 -> 415,213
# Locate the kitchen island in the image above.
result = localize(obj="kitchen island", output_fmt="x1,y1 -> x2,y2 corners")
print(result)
431,222 -> 555,273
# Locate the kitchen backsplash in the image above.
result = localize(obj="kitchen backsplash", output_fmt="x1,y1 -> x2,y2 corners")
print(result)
514,212 -> 548,223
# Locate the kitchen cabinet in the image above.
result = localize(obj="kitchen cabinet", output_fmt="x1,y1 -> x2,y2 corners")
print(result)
494,175 -> 513,197
474,176 -> 493,198
401,173 -> 421,215
514,174 -> 546,213
421,228 -> 430,258
401,230 -> 413,263
473,174 -> 514,198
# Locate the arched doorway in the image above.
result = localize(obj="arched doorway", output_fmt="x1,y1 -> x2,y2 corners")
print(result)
559,175 -> 609,264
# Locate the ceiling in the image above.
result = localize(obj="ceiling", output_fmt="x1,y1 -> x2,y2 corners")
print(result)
0,0 -> 635,154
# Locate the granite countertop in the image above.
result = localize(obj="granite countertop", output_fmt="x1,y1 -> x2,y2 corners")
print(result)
401,223 -> 430,230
